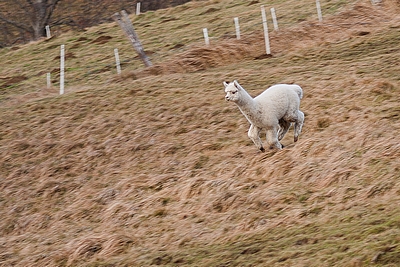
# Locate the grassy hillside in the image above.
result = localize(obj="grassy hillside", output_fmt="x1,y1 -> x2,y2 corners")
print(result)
1,0 -> 400,266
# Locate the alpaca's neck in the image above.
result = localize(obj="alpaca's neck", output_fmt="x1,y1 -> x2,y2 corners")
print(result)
236,89 -> 258,117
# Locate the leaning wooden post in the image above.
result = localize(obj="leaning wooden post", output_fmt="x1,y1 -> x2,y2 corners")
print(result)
112,10 -> 152,67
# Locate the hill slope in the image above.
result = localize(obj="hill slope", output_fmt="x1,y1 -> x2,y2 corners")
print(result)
1,0 -> 400,266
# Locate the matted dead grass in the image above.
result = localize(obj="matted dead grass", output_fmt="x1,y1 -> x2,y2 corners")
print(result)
1,1 -> 400,266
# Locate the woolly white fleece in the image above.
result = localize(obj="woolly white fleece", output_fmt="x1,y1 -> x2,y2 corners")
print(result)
224,80 -> 304,151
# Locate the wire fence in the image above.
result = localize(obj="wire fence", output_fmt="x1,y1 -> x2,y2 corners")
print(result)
43,0 -> 381,92
49,5 -> 304,87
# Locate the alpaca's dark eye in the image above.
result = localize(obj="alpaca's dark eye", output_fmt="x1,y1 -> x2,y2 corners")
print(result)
232,91 -> 236,94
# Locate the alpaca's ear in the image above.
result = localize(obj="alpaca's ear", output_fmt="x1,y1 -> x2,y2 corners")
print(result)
223,81 -> 229,87
233,80 -> 240,89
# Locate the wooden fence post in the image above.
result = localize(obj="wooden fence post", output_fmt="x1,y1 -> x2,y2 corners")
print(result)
261,6 -> 271,55
203,28 -> 210,45
316,0 -> 323,22
45,25 -> 51,38
60,44 -> 65,95
136,2 -> 141,15
112,10 -> 152,67
47,73 -> 51,88
270,8 -> 279,31
234,17 -> 240,40
114,48 -> 122,75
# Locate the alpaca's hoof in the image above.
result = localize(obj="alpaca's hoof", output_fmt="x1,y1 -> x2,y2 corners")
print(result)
260,147 -> 265,152
294,136 -> 298,142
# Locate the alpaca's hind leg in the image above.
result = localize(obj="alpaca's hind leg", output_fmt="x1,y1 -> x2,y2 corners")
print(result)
278,119 -> 291,141
294,110 -> 304,142
248,125 -> 265,152
266,127 -> 282,150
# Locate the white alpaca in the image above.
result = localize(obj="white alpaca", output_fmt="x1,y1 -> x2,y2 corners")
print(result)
224,80 -> 304,151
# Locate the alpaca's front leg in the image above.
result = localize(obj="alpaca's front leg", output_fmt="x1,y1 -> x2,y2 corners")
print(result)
248,125 -> 264,152
266,127 -> 282,150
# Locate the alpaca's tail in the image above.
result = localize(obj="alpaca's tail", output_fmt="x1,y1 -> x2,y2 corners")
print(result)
293,85 -> 303,100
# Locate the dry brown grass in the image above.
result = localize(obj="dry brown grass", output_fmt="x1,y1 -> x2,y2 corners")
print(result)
1,0 -> 400,266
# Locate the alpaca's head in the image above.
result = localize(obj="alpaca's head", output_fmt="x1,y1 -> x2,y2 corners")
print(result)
223,80 -> 242,102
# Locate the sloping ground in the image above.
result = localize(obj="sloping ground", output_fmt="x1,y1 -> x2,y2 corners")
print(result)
1,1 -> 400,266
136,0 -> 398,77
